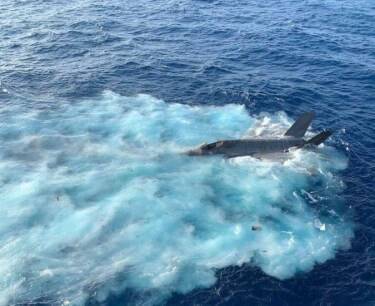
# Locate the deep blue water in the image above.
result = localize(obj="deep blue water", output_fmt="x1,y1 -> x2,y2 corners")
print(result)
1,0 -> 375,305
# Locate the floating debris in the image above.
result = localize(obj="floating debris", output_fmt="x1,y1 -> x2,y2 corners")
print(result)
251,225 -> 262,231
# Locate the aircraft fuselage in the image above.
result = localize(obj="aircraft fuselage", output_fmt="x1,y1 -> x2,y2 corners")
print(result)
187,137 -> 306,157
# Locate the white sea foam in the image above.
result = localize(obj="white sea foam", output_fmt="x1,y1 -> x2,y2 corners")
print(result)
0,92 -> 352,305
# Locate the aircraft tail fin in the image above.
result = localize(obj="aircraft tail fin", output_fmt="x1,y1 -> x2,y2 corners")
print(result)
306,130 -> 332,146
285,112 -> 315,138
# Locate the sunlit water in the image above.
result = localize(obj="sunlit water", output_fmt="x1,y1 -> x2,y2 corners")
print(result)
0,92 -> 352,305
1,0 -> 374,305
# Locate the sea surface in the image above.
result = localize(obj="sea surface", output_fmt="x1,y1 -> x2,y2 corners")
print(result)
0,0 -> 374,305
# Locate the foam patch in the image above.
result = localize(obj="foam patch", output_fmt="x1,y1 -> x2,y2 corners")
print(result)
0,92 -> 352,305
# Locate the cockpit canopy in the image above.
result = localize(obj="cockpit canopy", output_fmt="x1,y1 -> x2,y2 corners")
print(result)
200,142 -> 218,150
200,141 -> 228,151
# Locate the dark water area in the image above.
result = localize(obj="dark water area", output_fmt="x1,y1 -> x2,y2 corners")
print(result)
1,0 -> 375,305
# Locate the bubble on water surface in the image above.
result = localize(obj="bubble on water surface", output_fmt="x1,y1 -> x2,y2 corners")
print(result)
0,92 -> 352,305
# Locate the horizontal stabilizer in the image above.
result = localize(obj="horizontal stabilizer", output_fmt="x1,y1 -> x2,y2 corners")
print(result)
285,112 -> 315,138
307,130 -> 332,146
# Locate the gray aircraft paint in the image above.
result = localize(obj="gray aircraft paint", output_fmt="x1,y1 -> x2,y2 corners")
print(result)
187,112 -> 332,158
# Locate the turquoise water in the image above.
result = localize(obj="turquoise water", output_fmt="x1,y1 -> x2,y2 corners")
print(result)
0,0 -> 374,305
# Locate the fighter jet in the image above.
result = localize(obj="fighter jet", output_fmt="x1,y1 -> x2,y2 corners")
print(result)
187,112 -> 332,158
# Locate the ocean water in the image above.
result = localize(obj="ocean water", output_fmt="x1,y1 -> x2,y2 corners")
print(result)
0,1 -> 374,305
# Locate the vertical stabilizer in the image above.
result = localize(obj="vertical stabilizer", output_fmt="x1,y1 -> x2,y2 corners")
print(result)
285,112 -> 315,138
306,130 -> 332,145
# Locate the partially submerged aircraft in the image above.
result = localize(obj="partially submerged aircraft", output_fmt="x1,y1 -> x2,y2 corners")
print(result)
187,112 -> 332,158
